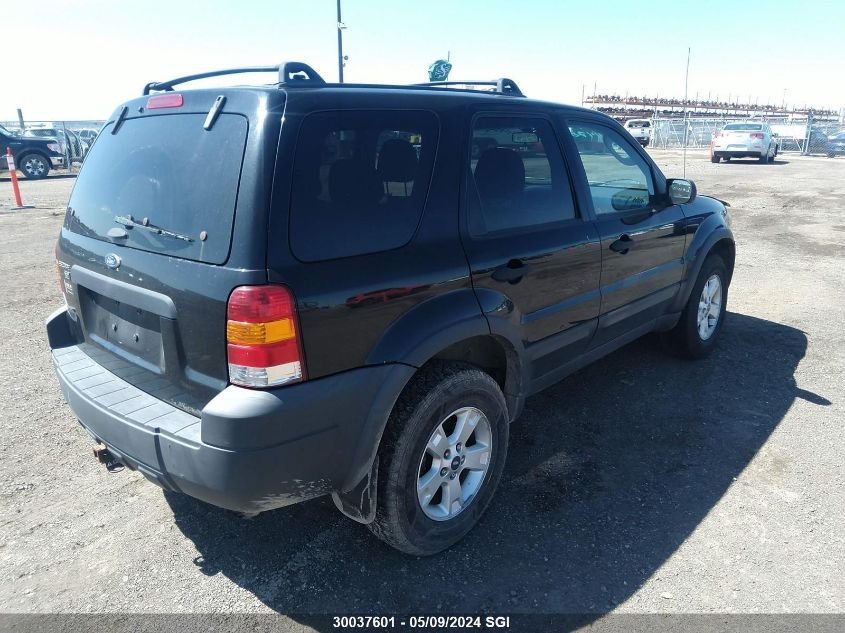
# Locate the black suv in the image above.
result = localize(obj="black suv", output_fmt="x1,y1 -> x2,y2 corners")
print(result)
47,62 -> 735,555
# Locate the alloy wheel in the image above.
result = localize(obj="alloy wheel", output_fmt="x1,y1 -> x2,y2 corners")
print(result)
697,274 -> 723,340
23,156 -> 47,177
416,407 -> 493,521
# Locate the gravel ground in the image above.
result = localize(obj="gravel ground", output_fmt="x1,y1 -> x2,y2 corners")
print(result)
0,151 -> 843,624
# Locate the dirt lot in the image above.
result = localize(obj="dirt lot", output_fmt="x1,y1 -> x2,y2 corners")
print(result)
1,151 -> 843,623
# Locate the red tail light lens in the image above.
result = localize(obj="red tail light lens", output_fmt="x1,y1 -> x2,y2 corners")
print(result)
146,93 -> 184,109
54,239 -> 69,298
750,132 -> 764,139
226,285 -> 305,388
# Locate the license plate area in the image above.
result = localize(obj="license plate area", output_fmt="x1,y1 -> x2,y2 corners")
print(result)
79,288 -> 164,371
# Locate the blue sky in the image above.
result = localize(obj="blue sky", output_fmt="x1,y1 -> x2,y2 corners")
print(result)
4,0 -> 844,120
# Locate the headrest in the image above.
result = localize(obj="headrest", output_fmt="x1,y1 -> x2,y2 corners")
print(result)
328,158 -> 383,207
474,148 -> 524,204
377,139 -> 419,183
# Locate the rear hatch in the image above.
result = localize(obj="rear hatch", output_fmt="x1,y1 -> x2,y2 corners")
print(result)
56,89 -> 283,414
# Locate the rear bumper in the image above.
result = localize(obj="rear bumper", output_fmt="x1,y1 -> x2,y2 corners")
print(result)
713,149 -> 764,158
49,155 -> 65,168
713,141 -> 765,158
47,308 -> 413,514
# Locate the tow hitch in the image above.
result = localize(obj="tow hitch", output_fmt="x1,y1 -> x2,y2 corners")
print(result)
93,443 -> 124,473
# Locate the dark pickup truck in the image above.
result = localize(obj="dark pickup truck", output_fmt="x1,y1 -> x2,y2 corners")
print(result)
1,123 -> 66,178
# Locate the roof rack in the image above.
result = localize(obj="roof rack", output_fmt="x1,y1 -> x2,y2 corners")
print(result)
410,78 -> 524,97
142,61 -> 325,95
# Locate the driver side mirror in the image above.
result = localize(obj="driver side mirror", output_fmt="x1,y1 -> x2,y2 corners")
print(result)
667,178 -> 697,205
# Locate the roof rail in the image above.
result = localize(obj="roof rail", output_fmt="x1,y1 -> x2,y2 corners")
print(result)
410,78 -> 524,97
142,61 -> 325,95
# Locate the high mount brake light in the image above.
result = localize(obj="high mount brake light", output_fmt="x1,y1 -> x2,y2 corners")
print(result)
226,285 -> 305,388
146,93 -> 184,109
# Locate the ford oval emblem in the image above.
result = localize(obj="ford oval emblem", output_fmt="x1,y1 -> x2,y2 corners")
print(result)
105,253 -> 121,270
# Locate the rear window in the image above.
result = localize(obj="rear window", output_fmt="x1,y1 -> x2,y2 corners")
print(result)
723,123 -> 762,131
289,110 -> 439,262
65,113 -> 248,264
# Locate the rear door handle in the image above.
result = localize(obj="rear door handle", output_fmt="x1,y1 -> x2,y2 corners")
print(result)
492,259 -> 529,283
609,234 -> 634,254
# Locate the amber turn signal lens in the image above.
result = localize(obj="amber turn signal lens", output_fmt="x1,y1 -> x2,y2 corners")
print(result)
226,318 -> 294,345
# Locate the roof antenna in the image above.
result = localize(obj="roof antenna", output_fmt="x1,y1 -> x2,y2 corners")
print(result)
683,47 -> 691,179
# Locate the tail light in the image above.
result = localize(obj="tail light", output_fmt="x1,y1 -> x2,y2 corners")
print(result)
226,285 -> 305,388
750,133 -> 764,139
54,240 -> 65,296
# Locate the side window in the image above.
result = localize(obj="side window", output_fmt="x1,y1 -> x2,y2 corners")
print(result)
289,110 -> 438,262
469,116 -> 576,235
567,122 -> 655,215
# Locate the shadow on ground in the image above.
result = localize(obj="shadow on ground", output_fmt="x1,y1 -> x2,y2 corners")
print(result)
0,173 -> 77,182
718,158 -> 790,166
165,312 -> 820,622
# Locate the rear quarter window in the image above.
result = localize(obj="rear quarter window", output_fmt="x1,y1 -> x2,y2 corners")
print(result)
288,110 -> 439,262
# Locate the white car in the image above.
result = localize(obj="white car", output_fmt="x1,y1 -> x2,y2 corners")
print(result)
623,118 -> 651,146
712,122 -> 778,163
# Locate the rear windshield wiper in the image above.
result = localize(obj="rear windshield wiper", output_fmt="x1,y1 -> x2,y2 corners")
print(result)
114,215 -> 194,242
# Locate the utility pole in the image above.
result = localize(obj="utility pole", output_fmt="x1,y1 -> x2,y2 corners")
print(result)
682,47 -> 690,178
336,0 -> 345,83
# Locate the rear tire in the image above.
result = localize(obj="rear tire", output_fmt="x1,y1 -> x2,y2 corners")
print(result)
19,153 -> 50,179
711,155 -> 721,163
758,152 -> 767,163
368,362 -> 509,555
663,255 -> 729,359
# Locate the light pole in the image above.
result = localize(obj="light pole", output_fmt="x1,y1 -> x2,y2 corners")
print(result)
336,0 -> 345,83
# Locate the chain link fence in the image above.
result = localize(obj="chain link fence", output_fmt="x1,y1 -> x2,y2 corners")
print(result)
584,94 -> 844,156
648,115 -> 845,155
1,119 -> 106,172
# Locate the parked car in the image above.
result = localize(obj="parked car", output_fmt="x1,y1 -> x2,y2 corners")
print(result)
27,127 -> 88,163
712,122 -> 778,163
623,118 -> 651,146
827,132 -> 845,157
0,123 -> 65,178
803,128 -> 831,156
77,128 -> 100,146
47,62 -> 735,555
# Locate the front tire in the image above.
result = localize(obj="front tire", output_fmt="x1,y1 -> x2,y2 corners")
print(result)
368,362 -> 509,555
664,255 -> 729,359
19,153 -> 50,179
